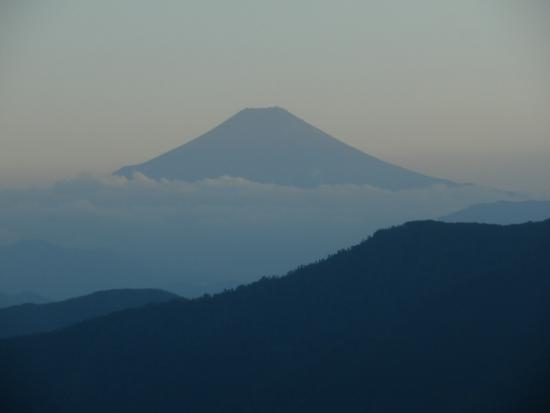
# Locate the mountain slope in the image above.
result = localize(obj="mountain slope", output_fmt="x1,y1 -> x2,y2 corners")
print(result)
1,219 -> 549,412
442,200 -> 550,224
116,107 -> 454,189
0,289 -> 179,338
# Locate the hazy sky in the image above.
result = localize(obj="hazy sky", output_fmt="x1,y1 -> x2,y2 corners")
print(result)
1,0 -> 549,195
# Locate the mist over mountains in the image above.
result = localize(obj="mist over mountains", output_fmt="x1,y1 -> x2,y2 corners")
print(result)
0,241 -> 151,299
0,108 -> 526,298
0,107 -> 548,411
2,0 -> 549,407
0,175 -> 515,298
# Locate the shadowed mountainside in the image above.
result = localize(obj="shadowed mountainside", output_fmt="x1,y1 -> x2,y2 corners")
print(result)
117,107 -> 454,189
1,219 -> 549,412
0,289 -> 180,338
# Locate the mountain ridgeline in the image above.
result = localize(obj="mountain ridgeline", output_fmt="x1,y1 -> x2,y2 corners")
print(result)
0,289 -> 179,338
116,107 -> 454,189
1,219 -> 549,412
0,292 -> 49,309
442,200 -> 550,225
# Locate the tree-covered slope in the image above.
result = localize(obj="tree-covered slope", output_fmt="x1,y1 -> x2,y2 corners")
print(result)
0,220 -> 548,412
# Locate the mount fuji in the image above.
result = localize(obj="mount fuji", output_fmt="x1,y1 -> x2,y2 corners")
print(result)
116,107 -> 455,190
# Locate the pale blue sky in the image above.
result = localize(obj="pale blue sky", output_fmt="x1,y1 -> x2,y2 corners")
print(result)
1,0 -> 549,195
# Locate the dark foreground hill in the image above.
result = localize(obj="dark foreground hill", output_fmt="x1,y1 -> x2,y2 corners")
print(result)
117,107 -> 453,189
0,289 -> 179,338
1,220 -> 549,412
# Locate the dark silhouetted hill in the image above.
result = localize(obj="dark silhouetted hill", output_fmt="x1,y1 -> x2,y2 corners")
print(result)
116,107 -> 454,189
442,200 -> 550,224
1,219 -> 549,412
0,289 -> 180,338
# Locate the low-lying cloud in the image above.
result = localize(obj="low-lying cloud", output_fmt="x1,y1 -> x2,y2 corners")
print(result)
0,174 -> 521,296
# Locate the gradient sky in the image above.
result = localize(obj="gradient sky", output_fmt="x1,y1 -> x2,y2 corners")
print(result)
1,0 -> 549,195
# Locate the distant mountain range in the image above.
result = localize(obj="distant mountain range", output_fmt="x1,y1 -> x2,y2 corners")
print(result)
1,219 -> 548,412
442,200 -> 550,224
0,289 -> 179,338
0,240 -> 154,300
0,292 -> 49,309
117,107 -> 455,189
0,240 -> 251,299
